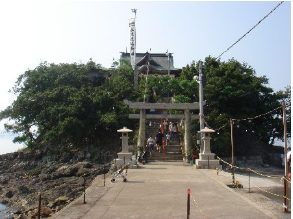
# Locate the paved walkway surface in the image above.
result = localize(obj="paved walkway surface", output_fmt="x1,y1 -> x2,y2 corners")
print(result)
51,162 -> 291,219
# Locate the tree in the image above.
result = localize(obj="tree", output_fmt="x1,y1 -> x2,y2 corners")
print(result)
1,56 -> 290,158
0,60 -> 137,150
202,56 -> 290,156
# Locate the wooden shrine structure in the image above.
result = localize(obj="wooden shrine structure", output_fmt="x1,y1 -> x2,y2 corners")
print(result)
124,100 -> 200,161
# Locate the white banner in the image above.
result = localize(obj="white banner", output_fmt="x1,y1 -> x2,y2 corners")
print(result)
129,19 -> 136,70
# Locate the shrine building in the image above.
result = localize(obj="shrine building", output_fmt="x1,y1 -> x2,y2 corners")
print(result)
120,52 -> 182,77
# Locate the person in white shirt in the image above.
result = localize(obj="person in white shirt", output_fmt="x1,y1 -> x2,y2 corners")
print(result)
146,136 -> 155,157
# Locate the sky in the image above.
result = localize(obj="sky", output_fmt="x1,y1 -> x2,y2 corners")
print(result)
0,1 -> 291,154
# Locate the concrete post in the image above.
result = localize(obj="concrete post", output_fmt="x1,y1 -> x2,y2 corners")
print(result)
184,109 -> 191,162
137,109 -> 146,155
134,65 -> 138,87
198,62 -> 204,154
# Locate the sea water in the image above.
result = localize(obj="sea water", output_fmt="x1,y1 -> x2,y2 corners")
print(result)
0,202 -> 8,219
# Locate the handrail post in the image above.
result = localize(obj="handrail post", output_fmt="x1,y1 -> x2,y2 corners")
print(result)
187,189 -> 190,219
284,176 -> 287,212
248,168 -> 251,193
83,176 -> 86,204
38,192 -> 41,219
104,165 -> 106,187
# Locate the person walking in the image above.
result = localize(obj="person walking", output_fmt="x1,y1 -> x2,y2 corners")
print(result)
166,132 -> 170,146
146,136 -> 155,157
172,123 -> 178,141
163,118 -> 169,134
169,122 -> 173,140
155,129 -> 164,153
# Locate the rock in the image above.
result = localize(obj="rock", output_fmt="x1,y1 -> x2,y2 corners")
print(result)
0,146 -> 111,218
56,196 -> 69,202
60,153 -> 71,163
39,173 -> 52,181
18,185 -> 30,194
54,165 -> 75,178
41,207 -> 53,217
47,201 -> 55,208
72,161 -> 93,169
76,167 -> 91,176
0,178 -> 9,185
12,209 -> 23,215
5,190 -> 14,198
17,152 -> 24,159
55,206 -> 63,212
34,150 -> 43,160
77,151 -> 85,159
82,161 -> 93,168
52,196 -> 69,206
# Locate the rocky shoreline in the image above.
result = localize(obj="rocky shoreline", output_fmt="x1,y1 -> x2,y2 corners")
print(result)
0,147 -> 111,218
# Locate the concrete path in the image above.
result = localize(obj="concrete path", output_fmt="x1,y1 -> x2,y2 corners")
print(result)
52,162 -> 289,219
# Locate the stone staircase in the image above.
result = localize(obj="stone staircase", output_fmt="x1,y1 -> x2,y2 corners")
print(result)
145,120 -> 183,162
147,139 -> 183,162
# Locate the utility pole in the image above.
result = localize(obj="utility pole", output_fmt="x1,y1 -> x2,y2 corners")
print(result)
282,101 -> 288,212
283,101 -> 288,177
230,118 -> 235,185
198,61 -> 204,153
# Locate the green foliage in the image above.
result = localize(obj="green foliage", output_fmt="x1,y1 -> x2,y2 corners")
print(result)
202,56 -> 290,156
136,56 -> 290,156
138,75 -> 197,103
27,166 -> 42,176
0,60 -> 137,149
0,55 -> 290,158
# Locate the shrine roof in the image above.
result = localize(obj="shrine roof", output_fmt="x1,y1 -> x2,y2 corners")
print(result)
120,52 -> 181,71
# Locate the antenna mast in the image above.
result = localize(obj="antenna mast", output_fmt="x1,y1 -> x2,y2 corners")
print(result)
131,8 -> 137,18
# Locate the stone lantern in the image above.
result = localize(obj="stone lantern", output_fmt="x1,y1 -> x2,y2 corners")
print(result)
118,127 -> 132,153
114,127 -> 136,168
195,127 -> 221,169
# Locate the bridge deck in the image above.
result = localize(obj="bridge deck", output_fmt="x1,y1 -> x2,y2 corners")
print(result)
51,162 -> 285,219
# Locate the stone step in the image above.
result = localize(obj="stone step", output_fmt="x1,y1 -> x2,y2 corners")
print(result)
152,147 -> 181,152
149,156 -> 183,160
147,157 -> 183,162
148,148 -> 183,161
169,140 -> 181,145
146,120 -> 183,162
152,152 -> 182,156
164,148 -> 181,153
165,145 -> 181,148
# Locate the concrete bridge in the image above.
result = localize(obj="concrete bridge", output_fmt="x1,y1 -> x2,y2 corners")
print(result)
51,161 -> 290,219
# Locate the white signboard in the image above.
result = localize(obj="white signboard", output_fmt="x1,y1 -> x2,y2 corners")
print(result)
129,19 -> 136,70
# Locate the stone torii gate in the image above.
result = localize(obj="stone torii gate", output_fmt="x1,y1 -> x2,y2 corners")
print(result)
124,100 -> 199,161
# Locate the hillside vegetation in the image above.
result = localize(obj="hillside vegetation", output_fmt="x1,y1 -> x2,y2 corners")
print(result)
0,57 -> 290,158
